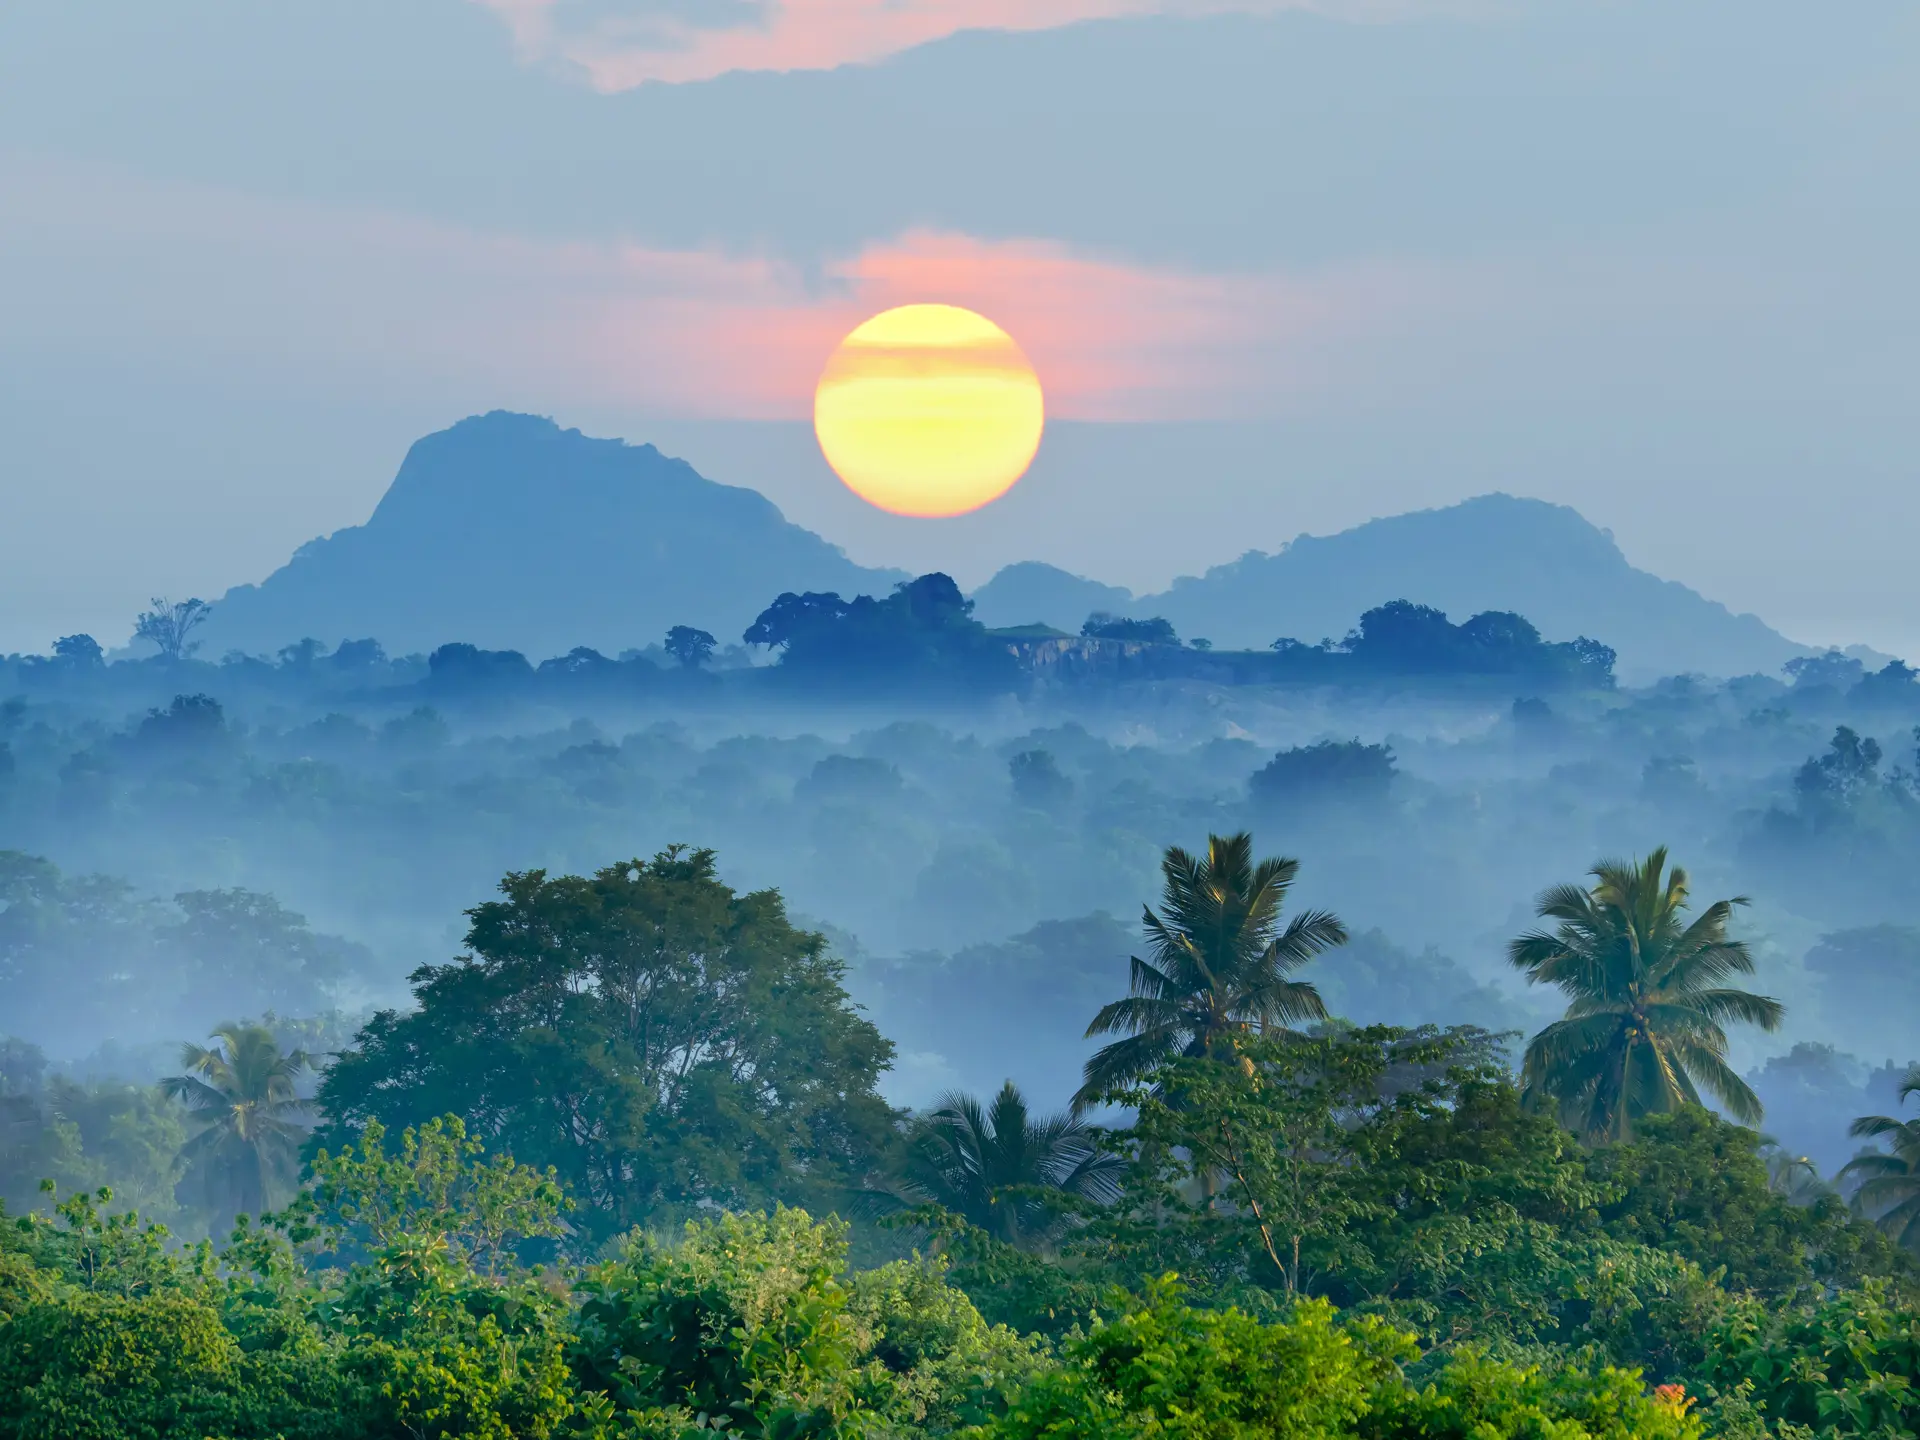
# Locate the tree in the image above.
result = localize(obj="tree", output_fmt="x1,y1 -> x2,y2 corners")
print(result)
132,692 -> 228,753
314,846 -> 898,1243
1080,614 -> 1177,645
743,590 -> 852,650
892,1083 -> 1121,1249
160,887 -> 369,1023
1076,832 -> 1345,1109
131,596 -> 210,661
663,624 -> 718,669
49,635 -> 103,668
1008,749 -> 1073,809
1508,848 -> 1784,1140
161,1023 -> 311,1222
1841,1064 -> 1920,1253
290,1115 -> 570,1277
1785,650 -> 1865,692
1248,740 -> 1396,811
1591,1107 -> 1903,1297
425,642 -> 533,690
1793,725 -> 1885,811
744,575 -> 1019,694
276,637 -> 326,671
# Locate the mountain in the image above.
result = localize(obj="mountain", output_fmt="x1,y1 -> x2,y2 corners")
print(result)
209,420 -> 1803,680
969,562 -> 1134,633
202,413 -> 906,659
972,495 -> 1807,680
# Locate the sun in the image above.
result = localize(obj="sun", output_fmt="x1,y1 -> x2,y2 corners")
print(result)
813,303 -> 1045,518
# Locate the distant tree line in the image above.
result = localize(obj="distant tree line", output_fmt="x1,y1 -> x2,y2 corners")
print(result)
5,583 -> 1632,709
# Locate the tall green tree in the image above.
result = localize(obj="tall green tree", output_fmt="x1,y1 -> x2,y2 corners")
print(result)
1841,1064 -> 1920,1253
1508,848 -> 1783,1141
161,1022 -> 310,1222
893,1082 -> 1121,1249
314,847 -> 898,1243
1076,832 -> 1345,1109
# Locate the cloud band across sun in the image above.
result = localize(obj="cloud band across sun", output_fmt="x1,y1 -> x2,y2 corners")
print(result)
814,304 -> 1046,517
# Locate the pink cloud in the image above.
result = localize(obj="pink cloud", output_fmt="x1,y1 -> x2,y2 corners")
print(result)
0,152 -> 1442,423
582,229 -> 1432,421
470,0 -> 1482,88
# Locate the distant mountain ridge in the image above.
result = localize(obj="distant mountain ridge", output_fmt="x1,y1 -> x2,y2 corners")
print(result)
205,415 -> 1805,679
202,413 -> 906,658
971,495 -> 1807,680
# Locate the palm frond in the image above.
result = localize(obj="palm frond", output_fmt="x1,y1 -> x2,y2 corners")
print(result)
1076,1030 -> 1181,1110
1264,909 -> 1349,970
1648,989 -> 1783,1032
1665,1039 -> 1765,1126
1084,994 -> 1185,1040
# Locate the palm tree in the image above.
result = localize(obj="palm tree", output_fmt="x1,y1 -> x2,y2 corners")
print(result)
895,1082 -> 1122,1249
161,1022 -> 311,1221
1760,1140 -> 1831,1206
1075,832 -> 1346,1110
1508,848 -> 1784,1141
1839,1064 -> 1920,1252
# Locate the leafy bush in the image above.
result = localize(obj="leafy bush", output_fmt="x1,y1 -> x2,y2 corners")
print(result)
1701,1283 -> 1920,1439
979,1277 -> 1408,1440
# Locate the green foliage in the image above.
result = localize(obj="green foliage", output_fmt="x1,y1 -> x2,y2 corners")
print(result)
888,1083 -> 1120,1251
1592,1108 -> 1909,1298
1363,1348 -> 1703,1440
1702,1283 -> 1920,1439
572,1206 -> 871,1437
290,1116 -> 571,1274
979,1276 -> 1409,1440
5,1185 -> 200,1299
0,1290 -> 247,1440
1109,1026 -> 1500,1300
315,847 -> 899,1245
572,1207 -> 1037,1439
845,1255 -> 1045,1433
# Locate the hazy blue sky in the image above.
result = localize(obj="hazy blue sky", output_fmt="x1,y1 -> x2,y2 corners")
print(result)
2,0 -> 1916,655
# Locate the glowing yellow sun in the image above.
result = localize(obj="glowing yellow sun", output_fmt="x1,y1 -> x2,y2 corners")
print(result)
813,303 -> 1045,518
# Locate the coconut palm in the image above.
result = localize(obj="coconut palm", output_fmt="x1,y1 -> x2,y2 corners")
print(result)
895,1082 -> 1122,1249
1508,848 -> 1784,1141
1760,1140 -> 1831,1206
1839,1064 -> 1920,1252
1075,832 -> 1346,1110
161,1022 -> 311,1220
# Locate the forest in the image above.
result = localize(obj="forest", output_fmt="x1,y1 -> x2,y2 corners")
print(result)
3,833 -> 1919,1439
5,587 -> 1920,1436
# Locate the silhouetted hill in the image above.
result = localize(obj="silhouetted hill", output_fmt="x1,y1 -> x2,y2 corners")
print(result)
202,413 -> 906,658
977,496 -> 1807,680
968,562 -> 1133,633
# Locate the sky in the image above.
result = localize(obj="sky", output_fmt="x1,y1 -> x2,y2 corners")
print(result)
1,0 -> 1916,655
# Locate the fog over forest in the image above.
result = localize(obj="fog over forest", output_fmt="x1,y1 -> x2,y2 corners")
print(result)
5,522 -> 1918,1178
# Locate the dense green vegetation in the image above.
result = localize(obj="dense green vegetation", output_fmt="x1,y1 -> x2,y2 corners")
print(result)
3,835 -> 1919,1437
